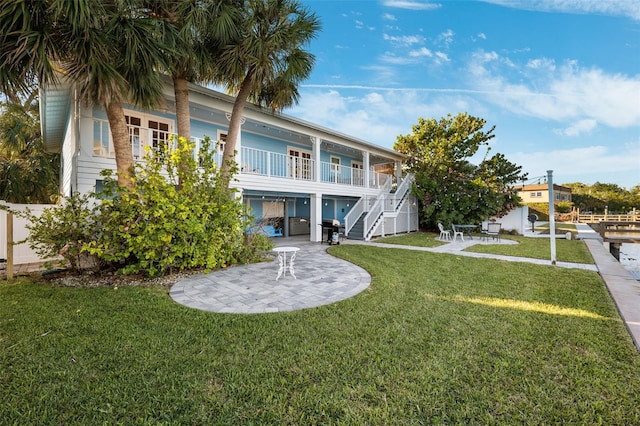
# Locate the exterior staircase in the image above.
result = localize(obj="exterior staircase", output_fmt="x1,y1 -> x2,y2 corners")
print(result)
344,173 -> 414,241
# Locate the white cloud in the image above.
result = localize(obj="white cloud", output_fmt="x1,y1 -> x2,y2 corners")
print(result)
438,29 -> 455,46
510,144 -> 640,187
478,33 -> 487,40
481,0 -> 640,21
556,119 -> 597,137
383,33 -> 425,46
467,50 -> 640,128
434,51 -> 450,63
526,58 -> 556,71
409,47 -> 433,57
382,13 -> 397,21
378,52 -> 416,65
382,1 -> 442,11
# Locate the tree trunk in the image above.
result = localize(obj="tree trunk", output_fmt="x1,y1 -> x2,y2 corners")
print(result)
105,100 -> 134,188
221,74 -> 253,188
174,76 -> 191,188
174,76 -> 190,140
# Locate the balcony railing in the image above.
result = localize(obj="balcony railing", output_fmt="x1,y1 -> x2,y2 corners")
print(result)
92,119 -> 392,188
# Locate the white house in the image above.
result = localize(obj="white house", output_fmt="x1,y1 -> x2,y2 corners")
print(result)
39,79 -> 418,243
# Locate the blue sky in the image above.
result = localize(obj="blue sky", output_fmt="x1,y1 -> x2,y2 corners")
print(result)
286,0 -> 640,189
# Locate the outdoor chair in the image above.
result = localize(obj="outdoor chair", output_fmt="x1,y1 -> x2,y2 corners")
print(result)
486,222 -> 501,242
451,224 -> 464,242
480,221 -> 489,241
438,223 -> 451,241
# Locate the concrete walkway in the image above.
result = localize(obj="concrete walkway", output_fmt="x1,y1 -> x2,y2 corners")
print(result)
170,224 -> 640,351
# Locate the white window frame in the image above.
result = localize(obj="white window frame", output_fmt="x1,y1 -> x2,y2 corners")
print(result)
330,155 -> 341,173
216,130 -> 227,155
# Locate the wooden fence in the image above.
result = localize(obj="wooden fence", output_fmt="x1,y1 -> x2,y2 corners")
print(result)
578,214 -> 638,223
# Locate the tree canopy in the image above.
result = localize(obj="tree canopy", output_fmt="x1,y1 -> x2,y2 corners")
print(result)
394,113 -> 527,229
214,0 -> 321,185
0,93 -> 59,203
563,182 -> 640,213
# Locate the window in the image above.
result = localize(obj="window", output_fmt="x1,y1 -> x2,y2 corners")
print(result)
531,191 -> 542,198
149,120 -> 170,152
126,116 -> 142,158
216,130 -> 227,155
330,156 -> 341,173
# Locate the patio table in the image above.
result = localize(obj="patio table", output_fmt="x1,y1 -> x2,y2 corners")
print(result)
454,224 -> 477,240
273,246 -> 300,280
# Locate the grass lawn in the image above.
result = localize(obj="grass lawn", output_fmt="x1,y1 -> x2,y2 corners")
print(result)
376,231 -> 594,264
2,245 -> 639,424
376,231 -> 445,248
465,235 -> 594,264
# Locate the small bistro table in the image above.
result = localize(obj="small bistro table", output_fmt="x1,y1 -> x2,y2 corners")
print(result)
272,246 -> 300,280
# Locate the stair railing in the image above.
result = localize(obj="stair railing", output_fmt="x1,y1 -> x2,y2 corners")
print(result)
362,196 -> 385,241
344,196 -> 365,236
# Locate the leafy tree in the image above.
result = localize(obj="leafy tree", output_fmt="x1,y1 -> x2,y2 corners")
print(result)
0,94 -> 59,203
0,0 -> 176,188
212,0 -> 321,185
564,182 -> 639,213
394,113 -> 527,229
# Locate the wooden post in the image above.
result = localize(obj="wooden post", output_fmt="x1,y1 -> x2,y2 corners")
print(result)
6,211 -> 13,279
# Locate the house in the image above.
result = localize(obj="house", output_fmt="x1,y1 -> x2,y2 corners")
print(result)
517,184 -> 572,204
39,79 -> 418,243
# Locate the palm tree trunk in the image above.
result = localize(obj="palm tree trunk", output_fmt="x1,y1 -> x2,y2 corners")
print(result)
174,76 -> 191,188
174,77 -> 191,140
105,100 -> 134,188
221,74 -> 253,188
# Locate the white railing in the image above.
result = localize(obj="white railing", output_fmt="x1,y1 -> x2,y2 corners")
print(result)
384,173 -> 413,212
370,172 -> 392,190
240,147 -> 315,180
363,196 -> 385,241
93,120 -> 395,188
319,162 -> 365,186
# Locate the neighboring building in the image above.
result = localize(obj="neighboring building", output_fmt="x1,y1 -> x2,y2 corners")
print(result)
39,79 -> 418,243
517,184 -> 572,204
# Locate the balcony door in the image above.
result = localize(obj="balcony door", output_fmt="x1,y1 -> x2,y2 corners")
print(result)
288,147 -> 312,180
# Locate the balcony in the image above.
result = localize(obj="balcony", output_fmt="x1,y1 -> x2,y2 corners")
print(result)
93,120 -> 391,189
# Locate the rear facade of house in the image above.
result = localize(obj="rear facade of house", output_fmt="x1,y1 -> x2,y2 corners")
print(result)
40,79 -> 418,243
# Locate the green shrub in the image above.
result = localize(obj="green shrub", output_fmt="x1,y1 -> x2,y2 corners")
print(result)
17,192 -> 102,272
85,137 -> 272,276
22,136 -> 272,277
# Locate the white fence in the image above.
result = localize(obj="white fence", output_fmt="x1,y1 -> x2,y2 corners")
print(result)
490,206 -> 529,235
1,202 -> 58,265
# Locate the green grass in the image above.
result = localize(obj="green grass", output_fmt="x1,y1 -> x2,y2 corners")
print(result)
376,231 -> 445,247
465,235 -> 594,264
2,245 -> 639,424
374,231 -> 594,264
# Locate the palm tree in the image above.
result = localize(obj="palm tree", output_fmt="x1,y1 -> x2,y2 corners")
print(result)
0,0 -> 175,188
212,0 -> 321,186
0,93 -> 59,203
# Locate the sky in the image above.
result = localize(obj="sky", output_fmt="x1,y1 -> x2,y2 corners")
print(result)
285,0 -> 640,189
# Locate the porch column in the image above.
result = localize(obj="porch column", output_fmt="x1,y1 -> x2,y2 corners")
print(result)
363,152 -> 370,188
284,197 -> 290,237
310,192 -> 323,242
395,160 -> 402,183
311,136 -> 321,182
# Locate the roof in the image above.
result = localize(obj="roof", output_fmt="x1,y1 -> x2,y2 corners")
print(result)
40,76 -> 405,160
39,82 -> 72,153
519,184 -> 572,193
